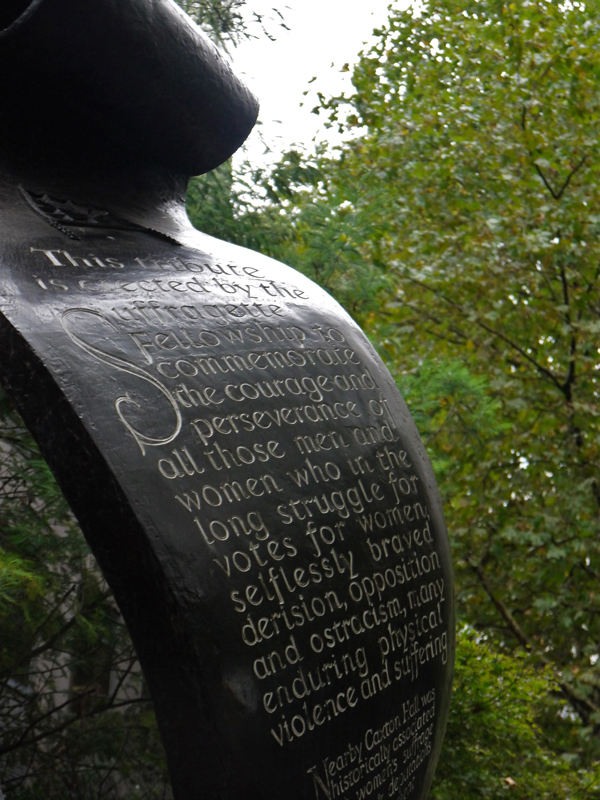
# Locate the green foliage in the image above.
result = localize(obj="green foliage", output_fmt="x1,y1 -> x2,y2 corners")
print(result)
319,0 -> 600,753
179,0 -> 248,47
179,0 -> 288,51
393,360 -> 508,487
433,628 -> 600,799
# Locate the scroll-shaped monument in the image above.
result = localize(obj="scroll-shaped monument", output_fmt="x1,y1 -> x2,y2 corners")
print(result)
0,1 -> 454,798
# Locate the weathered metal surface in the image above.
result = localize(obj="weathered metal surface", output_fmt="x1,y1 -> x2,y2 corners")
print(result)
0,3 -> 454,798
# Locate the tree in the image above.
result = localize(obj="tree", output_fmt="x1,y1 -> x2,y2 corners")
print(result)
180,0 -> 288,49
229,0 -> 600,786
431,628 -> 598,800
179,0 -> 248,46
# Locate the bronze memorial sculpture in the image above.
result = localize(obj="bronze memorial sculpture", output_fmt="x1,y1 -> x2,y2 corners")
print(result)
0,1 -> 454,798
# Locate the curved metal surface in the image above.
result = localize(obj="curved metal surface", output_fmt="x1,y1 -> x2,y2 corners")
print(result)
0,3 -> 454,799
0,0 -> 258,176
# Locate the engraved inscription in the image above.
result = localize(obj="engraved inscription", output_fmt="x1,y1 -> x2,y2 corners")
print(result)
24,244 -> 451,800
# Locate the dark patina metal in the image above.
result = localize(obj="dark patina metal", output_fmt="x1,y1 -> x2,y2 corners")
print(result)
0,2 -> 454,798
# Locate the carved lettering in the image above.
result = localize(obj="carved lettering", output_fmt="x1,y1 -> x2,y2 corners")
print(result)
20,243 -> 452,800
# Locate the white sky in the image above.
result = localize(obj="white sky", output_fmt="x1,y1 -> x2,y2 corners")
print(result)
230,0 -> 407,168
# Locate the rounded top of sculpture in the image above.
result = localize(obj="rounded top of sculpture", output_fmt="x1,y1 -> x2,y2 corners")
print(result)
0,0 -> 40,31
0,0 -> 258,178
